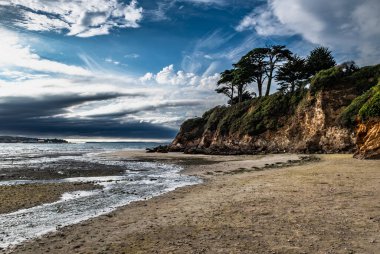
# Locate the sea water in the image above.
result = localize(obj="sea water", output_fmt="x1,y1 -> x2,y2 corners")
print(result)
0,142 -> 201,249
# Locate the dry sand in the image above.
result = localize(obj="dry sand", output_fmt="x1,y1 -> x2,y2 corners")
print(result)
4,152 -> 380,254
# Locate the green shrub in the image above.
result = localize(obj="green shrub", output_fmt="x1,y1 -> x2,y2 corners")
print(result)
310,66 -> 346,93
217,101 -> 251,135
204,106 -> 228,132
340,81 -> 380,125
180,117 -> 205,140
348,64 -> 380,93
339,89 -> 374,126
238,92 -> 303,136
359,90 -> 380,120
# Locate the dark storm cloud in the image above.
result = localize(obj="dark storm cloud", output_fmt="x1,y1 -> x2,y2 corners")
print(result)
0,91 -> 177,139
89,100 -> 201,118
0,92 -> 137,119
0,117 -> 177,139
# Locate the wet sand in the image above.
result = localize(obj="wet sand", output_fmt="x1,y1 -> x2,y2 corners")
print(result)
0,160 -> 126,181
0,183 -> 101,214
4,152 -> 380,254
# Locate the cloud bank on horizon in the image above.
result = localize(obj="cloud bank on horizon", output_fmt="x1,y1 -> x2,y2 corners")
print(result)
0,0 -> 379,139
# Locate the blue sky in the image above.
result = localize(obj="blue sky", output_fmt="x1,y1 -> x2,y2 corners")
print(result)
0,0 -> 379,140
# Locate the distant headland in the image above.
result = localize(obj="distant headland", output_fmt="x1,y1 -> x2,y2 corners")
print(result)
0,136 -> 68,144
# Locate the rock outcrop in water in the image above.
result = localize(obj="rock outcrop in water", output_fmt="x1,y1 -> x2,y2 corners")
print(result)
164,64 -> 380,158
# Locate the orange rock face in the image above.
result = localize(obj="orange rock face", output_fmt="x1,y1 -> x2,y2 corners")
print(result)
354,118 -> 380,159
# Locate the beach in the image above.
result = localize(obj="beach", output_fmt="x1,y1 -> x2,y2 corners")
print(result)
3,152 -> 380,254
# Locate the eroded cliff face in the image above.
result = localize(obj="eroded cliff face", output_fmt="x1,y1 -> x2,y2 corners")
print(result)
354,119 -> 380,159
169,87 -> 357,154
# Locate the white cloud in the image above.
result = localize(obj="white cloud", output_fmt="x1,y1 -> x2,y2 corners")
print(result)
140,64 -> 220,88
139,72 -> 154,82
155,65 -> 196,85
180,0 -> 226,5
236,0 -> 380,65
0,28 -> 91,76
1,0 -> 143,37
105,58 -> 120,65
235,5 -> 293,36
124,53 -> 140,59
18,12 -> 70,32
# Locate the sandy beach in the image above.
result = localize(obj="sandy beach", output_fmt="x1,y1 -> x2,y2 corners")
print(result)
3,152 -> 380,254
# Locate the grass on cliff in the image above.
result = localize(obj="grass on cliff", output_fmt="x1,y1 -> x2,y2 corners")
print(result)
310,64 -> 380,94
340,79 -> 380,125
192,91 -> 305,138
238,92 -> 305,136
358,84 -> 380,120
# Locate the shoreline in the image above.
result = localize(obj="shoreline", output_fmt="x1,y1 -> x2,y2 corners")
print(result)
3,151 -> 380,253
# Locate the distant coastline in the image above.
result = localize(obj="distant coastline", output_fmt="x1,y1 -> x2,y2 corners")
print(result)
0,136 -> 68,144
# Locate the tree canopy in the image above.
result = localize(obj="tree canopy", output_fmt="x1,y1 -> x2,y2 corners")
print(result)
306,46 -> 336,76
216,46 -> 338,104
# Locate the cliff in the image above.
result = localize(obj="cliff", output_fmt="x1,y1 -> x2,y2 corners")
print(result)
354,119 -> 380,159
352,81 -> 380,159
168,65 -> 380,156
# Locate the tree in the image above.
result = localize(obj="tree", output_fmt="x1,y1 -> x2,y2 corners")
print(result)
306,46 -> 336,76
340,61 -> 359,74
235,48 -> 267,97
228,91 -> 254,105
232,66 -> 254,103
216,69 -> 236,104
276,55 -> 308,93
265,45 -> 293,96
236,45 -> 292,97
216,68 -> 252,104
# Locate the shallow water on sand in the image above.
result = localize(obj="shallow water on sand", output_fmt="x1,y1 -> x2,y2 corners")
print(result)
0,143 -> 201,249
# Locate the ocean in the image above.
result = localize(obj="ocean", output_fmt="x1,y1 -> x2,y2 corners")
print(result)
0,142 -> 201,249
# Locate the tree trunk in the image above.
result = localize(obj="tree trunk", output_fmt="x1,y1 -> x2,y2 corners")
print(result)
258,82 -> 262,97
265,65 -> 274,96
238,86 -> 243,103
257,75 -> 263,97
231,86 -> 234,104
291,82 -> 295,93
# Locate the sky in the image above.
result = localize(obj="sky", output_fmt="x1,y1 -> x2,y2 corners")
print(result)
0,0 -> 379,140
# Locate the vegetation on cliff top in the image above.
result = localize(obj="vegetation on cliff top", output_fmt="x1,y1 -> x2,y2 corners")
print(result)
359,90 -> 380,120
339,65 -> 380,125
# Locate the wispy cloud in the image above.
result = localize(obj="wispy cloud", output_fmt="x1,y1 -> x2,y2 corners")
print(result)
235,5 -> 293,36
146,0 -> 228,22
124,53 -> 140,59
0,27 -> 91,76
0,0 -> 143,37
181,30 -> 235,73
105,58 -> 120,65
